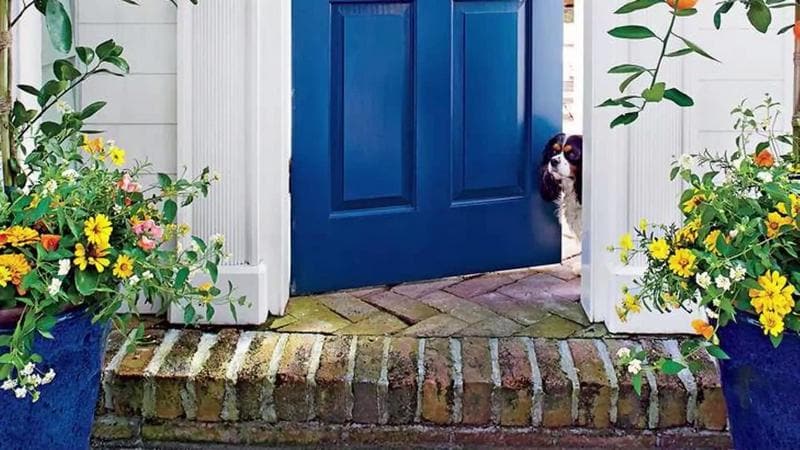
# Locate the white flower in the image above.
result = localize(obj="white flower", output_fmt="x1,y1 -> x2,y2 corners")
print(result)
728,229 -> 739,239
706,308 -> 719,320
1,379 -> 17,391
756,172 -> 773,183
715,275 -> 732,292
113,204 -> 123,214
616,348 -> 631,360
21,362 -> 35,377
42,180 -> 58,196
58,259 -> 71,277
678,154 -> 695,170
729,265 -> 746,282
627,359 -> 642,375
210,233 -> 225,247
695,272 -> 712,290
41,370 -> 55,385
61,169 -> 79,181
27,374 -> 41,387
14,387 -> 26,399
55,101 -> 73,114
48,278 -> 62,297
128,275 -> 140,286
142,271 -> 154,280
176,242 -> 183,254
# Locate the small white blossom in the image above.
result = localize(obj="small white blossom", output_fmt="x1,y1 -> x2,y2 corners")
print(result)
706,308 -> 719,320
695,272 -> 712,290
616,348 -> 631,360
1,379 -> 17,391
113,204 -> 123,214
715,275 -> 732,292
21,363 -> 35,377
756,172 -> 773,183
58,259 -> 71,277
728,229 -> 739,239
729,265 -> 746,283
678,154 -> 695,170
55,101 -> 73,114
176,242 -> 183,254
209,233 -> 225,247
14,387 -> 26,399
142,271 -> 154,280
42,180 -> 58,196
61,169 -> 79,182
27,374 -> 41,387
42,369 -> 56,385
627,359 -> 642,375
128,275 -> 140,286
48,278 -> 62,297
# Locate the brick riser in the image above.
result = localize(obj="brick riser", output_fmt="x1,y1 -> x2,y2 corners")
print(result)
94,330 -> 731,448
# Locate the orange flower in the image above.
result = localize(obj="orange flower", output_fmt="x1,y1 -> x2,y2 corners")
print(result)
692,319 -> 714,340
40,234 -> 61,252
754,149 -> 775,168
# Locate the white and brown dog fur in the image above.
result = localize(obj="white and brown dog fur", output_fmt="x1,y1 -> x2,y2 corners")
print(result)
539,133 -> 583,239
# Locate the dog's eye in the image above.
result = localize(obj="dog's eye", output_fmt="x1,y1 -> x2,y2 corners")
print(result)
563,145 -> 572,153
553,143 -> 562,151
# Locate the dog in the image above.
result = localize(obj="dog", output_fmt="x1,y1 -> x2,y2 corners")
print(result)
539,133 -> 583,239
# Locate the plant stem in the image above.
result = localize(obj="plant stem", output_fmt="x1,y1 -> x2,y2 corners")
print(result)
639,7 -> 678,113
793,2 -> 800,163
0,0 -> 10,189
8,0 -> 32,28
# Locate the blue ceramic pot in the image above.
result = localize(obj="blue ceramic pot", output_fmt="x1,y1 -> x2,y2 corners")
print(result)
718,315 -> 800,450
0,308 -> 110,450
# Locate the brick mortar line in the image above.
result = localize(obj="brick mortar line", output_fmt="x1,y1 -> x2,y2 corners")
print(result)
449,338 -> 464,425
344,336 -> 358,422
182,333 -> 219,421
103,329 -> 138,411
663,339 -> 698,425
142,329 -> 182,418
640,340 -> 660,429
594,339 -> 619,425
377,337 -> 391,425
414,338 -> 426,423
523,337 -> 543,426
489,338 -> 502,426
558,340 -> 580,425
220,331 -> 256,422
306,334 -> 326,422
261,333 -> 289,422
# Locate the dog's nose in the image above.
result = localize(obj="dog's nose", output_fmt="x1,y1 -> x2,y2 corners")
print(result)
550,158 -> 559,168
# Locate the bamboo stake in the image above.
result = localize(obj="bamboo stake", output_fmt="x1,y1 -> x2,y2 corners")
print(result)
794,3 -> 800,163
0,0 -> 9,189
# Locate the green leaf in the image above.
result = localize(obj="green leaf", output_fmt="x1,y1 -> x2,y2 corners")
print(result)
615,0 -> 662,14
664,48 -> 693,58
183,304 -> 196,324
608,25 -> 658,40
675,34 -> 720,62
75,46 -> 95,65
705,345 -> 730,360
642,82 -> 666,102
770,333 -> 783,348
673,8 -> 697,17
663,88 -> 694,107
45,0 -> 73,53
746,0 -> 772,33
17,84 -> 40,97
611,112 -> 640,128
95,39 -> 117,60
80,101 -> 107,120
74,270 -> 99,296
714,1 -> 734,29
174,267 -> 189,289
53,59 -> 81,81
105,56 -> 130,74
619,71 -> 645,93
163,199 -> 178,223
660,359 -> 686,375
632,372 -> 643,396
608,64 -> 648,74
206,262 -> 218,283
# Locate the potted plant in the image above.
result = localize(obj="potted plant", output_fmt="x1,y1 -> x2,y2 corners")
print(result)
605,1 -> 800,448
0,1 -> 240,449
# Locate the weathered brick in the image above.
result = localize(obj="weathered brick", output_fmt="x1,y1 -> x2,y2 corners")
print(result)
334,312 -> 407,336
386,337 -> 418,424
274,334 -> 317,422
153,330 -> 202,419
391,278 -> 460,299
533,338 -> 573,427
318,293 -> 378,322
446,273 -> 515,299
364,291 -> 439,324
604,339 -> 650,429
643,340 -> 688,428
195,329 -> 239,422
315,335 -> 354,423
417,291 -> 500,324
237,332 -> 281,421
98,330 -> 126,413
352,336 -> 385,424
421,338 -> 454,424
92,415 -> 139,441
460,338 -> 493,425
110,329 -> 165,416
400,314 -> 468,337
470,292 -> 550,325
694,349 -> 727,431
568,339 -> 612,428
497,338 -> 533,426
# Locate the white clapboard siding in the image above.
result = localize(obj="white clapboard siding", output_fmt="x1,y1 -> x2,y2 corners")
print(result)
584,2 -> 792,333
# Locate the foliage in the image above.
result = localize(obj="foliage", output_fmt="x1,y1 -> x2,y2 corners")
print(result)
602,0 -> 793,127
610,97 -> 800,383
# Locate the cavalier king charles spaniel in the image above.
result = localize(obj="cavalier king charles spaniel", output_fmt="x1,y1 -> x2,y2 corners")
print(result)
539,133 -> 583,238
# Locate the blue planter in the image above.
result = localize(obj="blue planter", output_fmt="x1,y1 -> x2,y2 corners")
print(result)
0,308 -> 109,450
718,315 -> 800,450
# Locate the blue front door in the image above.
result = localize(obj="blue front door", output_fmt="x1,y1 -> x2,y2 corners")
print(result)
292,0 -> 563,294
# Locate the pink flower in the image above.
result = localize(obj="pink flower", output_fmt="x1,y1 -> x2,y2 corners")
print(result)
138,236 -> 157,251
117,173 -> 141,193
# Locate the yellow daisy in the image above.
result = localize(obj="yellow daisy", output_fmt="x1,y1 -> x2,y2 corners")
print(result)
113,255 -> 135,279
0,266 -> 11,288
668,248 -> 697,278
760,311 -> 785,337
703,229 -> 724,255
84,214 -> 113,246
82,134 -> 105,154
766,212 -> 793,238
109,146 -> 126,166
74,242 -> 112,273
647,238 -> 670,261
682,193 -> 706,213
675,218 -> 701,246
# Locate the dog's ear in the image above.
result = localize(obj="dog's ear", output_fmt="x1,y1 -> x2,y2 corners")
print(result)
563,135 -> 583,164
542,133 -> 567,165
539,168 -> 561,202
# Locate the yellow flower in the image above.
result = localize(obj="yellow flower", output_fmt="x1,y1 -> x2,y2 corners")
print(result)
675,218 -> 701,246
647,238 -> 670,261
109,146 -> 126,166
74,242 -> 111,273
682,194 -> 706,213
0,254 -> 32,287
198,282 -> 214,303
0,266 -> 11,288
760,311 -> 785,337
691,319 -> 715,340
0,226 -> 39,248
638,218 -> 648,232
766,212 -> 793,238
703,229 -> 724,255
623,292 -> 641,314
749,270 -> 796,316
776,194 -> 800,217
84,214 -> 113,246
113,255 -> 135,279
82,134 -> 105,154
668,249 -> 697,278
619,233 -> 634,252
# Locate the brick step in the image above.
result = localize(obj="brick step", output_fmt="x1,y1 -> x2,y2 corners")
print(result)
94,330 -> 730,448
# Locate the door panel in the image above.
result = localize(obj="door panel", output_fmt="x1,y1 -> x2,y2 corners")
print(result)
292,0 -> 563,294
